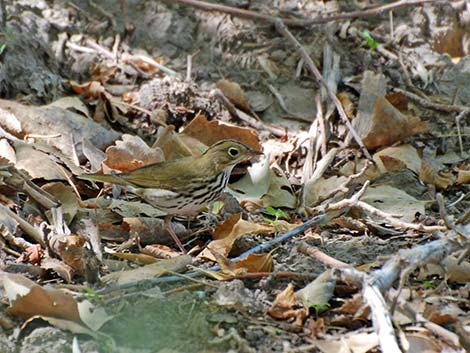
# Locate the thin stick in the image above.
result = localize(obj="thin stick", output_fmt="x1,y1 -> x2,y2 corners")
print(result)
165,0 -> 441,27
273,19 -> 372,160
95,213 -> 329,294
394,88 -> 469,113
297,242 -> 349,269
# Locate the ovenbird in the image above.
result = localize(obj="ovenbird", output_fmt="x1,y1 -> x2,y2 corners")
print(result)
78,139 -> 262,253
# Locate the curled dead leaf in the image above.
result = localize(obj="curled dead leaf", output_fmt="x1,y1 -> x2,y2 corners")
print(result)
199,213 -> 275,261
104,134 -> 164,172
267,284 -> 308,328
182,114 -> 261,151
216,79 -> 251,111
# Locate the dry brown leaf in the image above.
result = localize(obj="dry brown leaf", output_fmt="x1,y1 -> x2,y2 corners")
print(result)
13,141 -> 68,181
40,256 -> 74,283
104,134 -> 164,172
337,92 -> 355,118
353,71 -> 427,149
4,273 -> 81,323
203,251 -> 273,280
182,113 -> 261,151
295,270 -> 335,310
303,176 -> 348,207
48,233 -> 100,281
456,167 -> 470,185
261,166 -> 296,208
42,182 -> 79,224
152,126 -> 203,160
373,144 -> 422,174
267,284 -> 308,328
3,273 -> 111,333
17,245 -> 43,265
0,138 -> 16,163
69,80 -> 106,99
230,157 -> 296,209
420,159 -> 456,189
339,160 -> 380,181
234,253 -> 273,273
48,96 -> 91,118
207,248 -> 242,277
216,79 -> 251,111
417,255 -> 470,283
405,332 -> 441,353
427,309 -> 459,326
0,99 -> 121,163
140,244 -> 181,259
199,214 -> 275,261
334,293 -> 363,314
91,63 -> 118,82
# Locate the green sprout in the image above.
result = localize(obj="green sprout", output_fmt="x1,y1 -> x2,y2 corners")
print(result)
83,287 -> 102,302
263,206 -> 289,231
311,302 -> 331,319
263,206 -> 288,223
0,27 -> 14,57
361,30 -> 378,49
421,279 -> 437,290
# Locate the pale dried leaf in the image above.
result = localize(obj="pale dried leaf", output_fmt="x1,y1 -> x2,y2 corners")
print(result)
102,254 -> 192,285
359,185 -> 427,223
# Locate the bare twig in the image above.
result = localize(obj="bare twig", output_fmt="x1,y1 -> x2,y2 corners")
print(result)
164,0 -> 442,27
357,200 -> 446,233
398,299 -> 461,347
123,53 -> 180,78
0,204 -> 45,247
273,19 -> 372,160
394,88 -> 470,113
437,193 -> 455,229
297,242 -> 349,269
212,89 -> 286,137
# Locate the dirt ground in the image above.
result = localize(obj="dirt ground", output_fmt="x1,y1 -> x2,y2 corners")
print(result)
0,1 -> 470,352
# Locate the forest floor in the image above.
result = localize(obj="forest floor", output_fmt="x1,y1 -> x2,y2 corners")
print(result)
0,1 -> 469,352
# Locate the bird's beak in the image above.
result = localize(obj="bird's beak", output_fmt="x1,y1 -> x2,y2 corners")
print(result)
246,148 -> 263,160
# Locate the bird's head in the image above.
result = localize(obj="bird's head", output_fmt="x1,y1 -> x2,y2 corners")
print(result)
202,139 -> 262,170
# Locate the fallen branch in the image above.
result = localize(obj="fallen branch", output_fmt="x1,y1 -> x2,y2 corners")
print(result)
95,213 -> 329,294
336,229 -> 469,352
324,181 -> 447,233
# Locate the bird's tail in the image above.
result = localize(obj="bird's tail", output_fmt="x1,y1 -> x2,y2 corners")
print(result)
77,172 -> 132,186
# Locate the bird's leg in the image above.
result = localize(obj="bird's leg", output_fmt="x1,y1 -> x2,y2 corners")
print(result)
164,215 -> 187,253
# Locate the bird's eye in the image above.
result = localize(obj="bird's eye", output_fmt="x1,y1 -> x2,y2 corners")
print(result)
228,147 -> 240,157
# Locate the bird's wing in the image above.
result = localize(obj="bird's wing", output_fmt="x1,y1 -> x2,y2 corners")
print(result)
121,157 -> 203,190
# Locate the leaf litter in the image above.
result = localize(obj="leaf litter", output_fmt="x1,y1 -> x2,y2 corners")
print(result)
0,1 -> 470,352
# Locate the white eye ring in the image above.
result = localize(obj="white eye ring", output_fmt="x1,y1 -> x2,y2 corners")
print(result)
228,147 -> 240,157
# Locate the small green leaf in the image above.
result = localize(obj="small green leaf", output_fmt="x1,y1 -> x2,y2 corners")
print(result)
274,208 -> 289,220
265,206 -> 277,216
362,30 -> 378,49
83,287 -> 101,302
